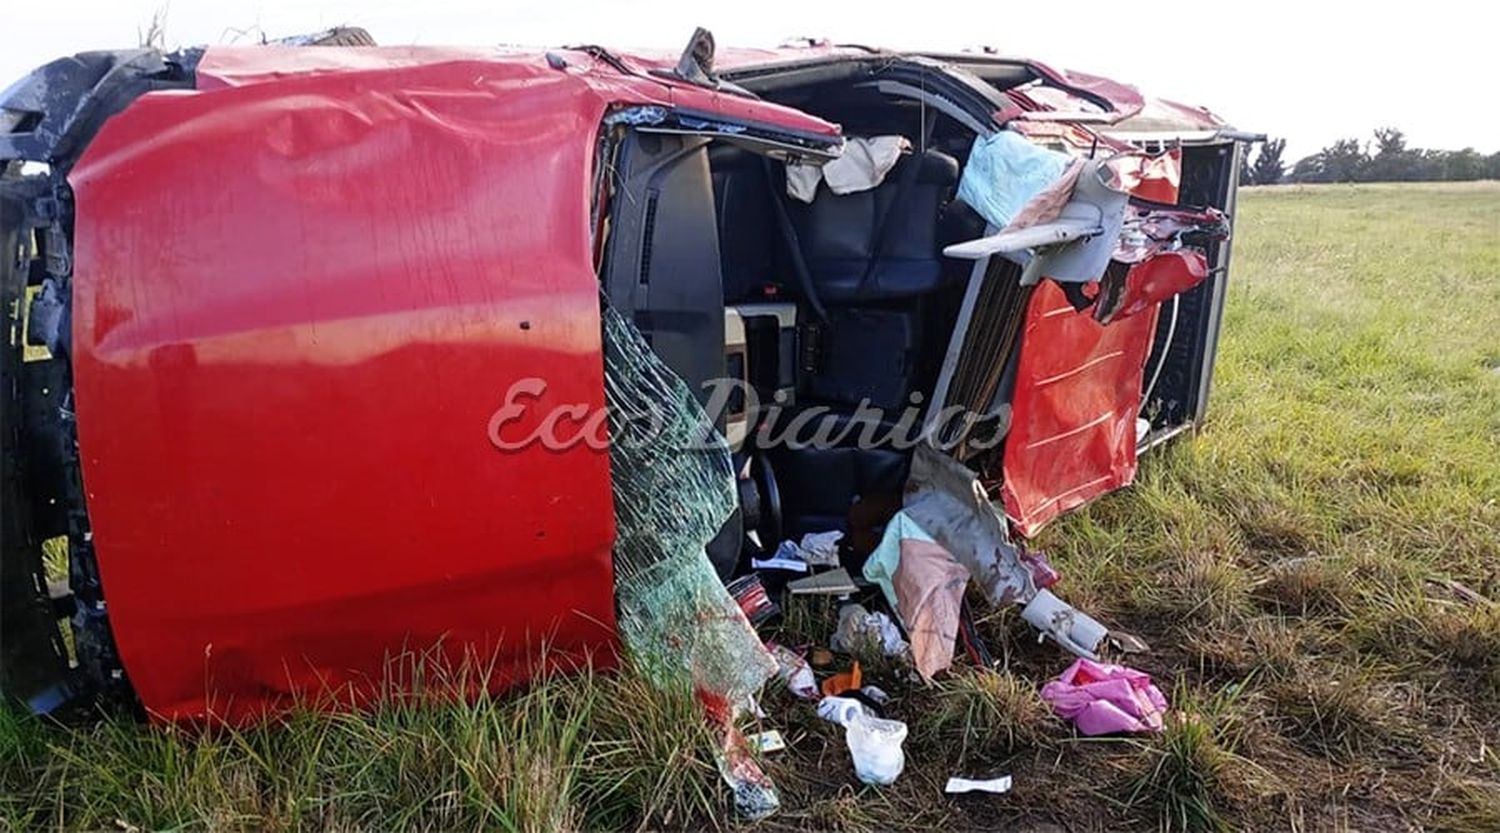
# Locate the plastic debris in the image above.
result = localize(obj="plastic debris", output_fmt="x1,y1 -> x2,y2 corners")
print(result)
1041,658 -> 1168,736
945,775 -> 1013,795
817,695 -> 908,785
846,714 -> 907,785
767,643 -> 819,700
1021,588 -> 1108,659
788,567 -> 857,596
830,604 -> 909,658
748,730 -> 787,753
816,695 -> 874,725
820,660 -> 862,698
862,511 -> 968,680
726,574 -> 780,627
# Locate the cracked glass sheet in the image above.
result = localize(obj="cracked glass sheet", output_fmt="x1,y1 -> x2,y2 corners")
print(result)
603,305 -> 776,702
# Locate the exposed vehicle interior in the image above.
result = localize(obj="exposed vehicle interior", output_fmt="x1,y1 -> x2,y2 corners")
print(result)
597,59 -> 1239,577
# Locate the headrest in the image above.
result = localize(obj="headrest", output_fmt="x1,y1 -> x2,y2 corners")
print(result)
894,149 -> 961,186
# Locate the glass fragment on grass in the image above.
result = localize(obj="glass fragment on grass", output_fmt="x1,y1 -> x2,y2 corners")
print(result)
602,303 -> 777,704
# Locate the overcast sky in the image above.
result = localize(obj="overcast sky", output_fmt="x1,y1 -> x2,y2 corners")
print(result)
3,1 -> 1494,161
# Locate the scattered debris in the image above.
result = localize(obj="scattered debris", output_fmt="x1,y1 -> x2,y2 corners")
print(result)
821,661 -> 863,698
795,530 -> 845,567
768,643 -> 819,700
1428,576 -> 1494,607
859,684 -> 891,705
788,567 -> 858,596
845,711 -> 909,785
1040,658 -> 1167,736
818,693 -> 909,785
727,574 -> 780,626
817,695 -> 874,725
751,552 -> 810,573
862,510 -> 968,680
831,604 -> 909,657
715,721 -> 781,820
748,730 -> 787,754
944,775 -> 1013,795
1021,588 -> 1109,659
1108,628 -> 1152,655
809,647 -> 835,668
757,531 -> 844,572
903,444 -> 1037,606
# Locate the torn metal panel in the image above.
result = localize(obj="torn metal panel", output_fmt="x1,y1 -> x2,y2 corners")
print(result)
1017,159 -> 1130,285
1093,250 -> 1209,326
1001,282 -> 1158,536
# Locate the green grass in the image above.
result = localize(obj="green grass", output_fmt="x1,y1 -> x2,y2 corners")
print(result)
3,182 -> 1498,830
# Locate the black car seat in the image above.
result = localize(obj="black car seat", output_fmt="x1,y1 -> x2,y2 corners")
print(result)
787,148 -> 961,304
709,144 -> 783,303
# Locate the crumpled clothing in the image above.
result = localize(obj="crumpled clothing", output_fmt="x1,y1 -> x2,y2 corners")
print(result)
797,530 -> 843,567
862,511 -> 969,680
1040,658 -> 1168,735
831,604 -> 908,658
787,136 -> 910,202
957,130 -> 1072,230
1004,158 -> 1087,232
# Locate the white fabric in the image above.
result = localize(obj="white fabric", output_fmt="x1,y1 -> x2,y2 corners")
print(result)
786,136 -> 910,203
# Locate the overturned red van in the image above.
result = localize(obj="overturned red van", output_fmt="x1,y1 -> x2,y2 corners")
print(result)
0,31 -> 1249,722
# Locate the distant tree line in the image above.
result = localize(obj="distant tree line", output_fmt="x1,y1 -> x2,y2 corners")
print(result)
1240,129 -> 1500,185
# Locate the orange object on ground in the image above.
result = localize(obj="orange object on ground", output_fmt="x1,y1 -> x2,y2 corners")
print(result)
821,661 -> 863,698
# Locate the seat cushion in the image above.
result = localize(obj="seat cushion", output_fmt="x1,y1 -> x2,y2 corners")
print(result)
805,307 -> 921,411
710,145 -> 782,302
790,149 -> 961,303
763,413 -> 912,537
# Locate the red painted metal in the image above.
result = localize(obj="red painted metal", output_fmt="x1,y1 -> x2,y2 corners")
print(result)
68,48 -> 838,723
1112,251 -> 1209,322
1001,282 -> 1159,537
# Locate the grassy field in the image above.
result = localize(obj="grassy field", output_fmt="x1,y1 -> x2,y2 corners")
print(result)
2,182 -> 1498,831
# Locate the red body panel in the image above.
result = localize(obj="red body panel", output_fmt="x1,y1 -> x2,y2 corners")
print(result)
68,48 -> 837,723
1001,283 -> 1159,536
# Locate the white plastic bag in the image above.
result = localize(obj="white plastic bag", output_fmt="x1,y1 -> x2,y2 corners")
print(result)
845,712 -> 908,785
817,696 -> 908,786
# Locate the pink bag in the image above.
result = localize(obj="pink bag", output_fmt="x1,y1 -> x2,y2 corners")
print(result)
1040,658 -> 1168,735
